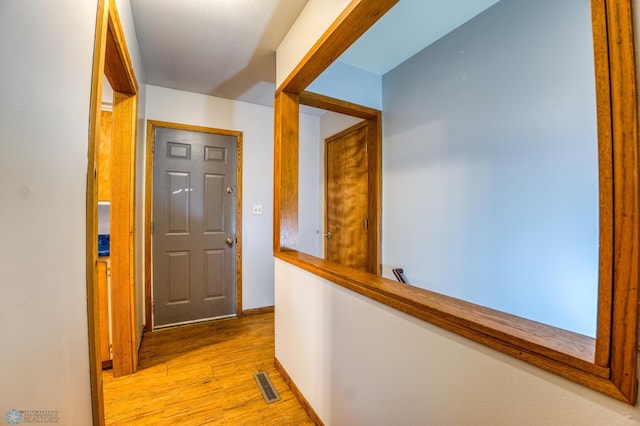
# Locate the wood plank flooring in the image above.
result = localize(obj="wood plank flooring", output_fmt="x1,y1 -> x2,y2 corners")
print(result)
102,313 -> 313,425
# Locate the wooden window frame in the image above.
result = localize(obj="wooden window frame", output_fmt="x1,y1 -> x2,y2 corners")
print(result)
273,0 -> 639,404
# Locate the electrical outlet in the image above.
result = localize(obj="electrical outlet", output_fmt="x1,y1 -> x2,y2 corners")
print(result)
252,204 -> 263,215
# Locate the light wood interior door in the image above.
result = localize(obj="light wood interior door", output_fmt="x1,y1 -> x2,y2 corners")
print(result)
325,121 -> 370,271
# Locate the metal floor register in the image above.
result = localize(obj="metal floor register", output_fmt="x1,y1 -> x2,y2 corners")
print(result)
254,371 -> 281,404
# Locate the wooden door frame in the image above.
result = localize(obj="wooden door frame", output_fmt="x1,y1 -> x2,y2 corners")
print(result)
87,0 -> 139,423
144,120 -> 244,331
302,92 -> 382,274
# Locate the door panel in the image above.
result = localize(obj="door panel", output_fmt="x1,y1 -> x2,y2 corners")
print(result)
153,127 -> 237,327
167,172 -> 190,234
204,249 -> 225,299
205,146 -> 226,162
325,122 -> 369,271
167,251 -> 190,303
204,174 -> 225,232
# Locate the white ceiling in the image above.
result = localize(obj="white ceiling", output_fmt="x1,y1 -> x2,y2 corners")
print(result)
130,0 -> 309,107
130,0 -> 500,107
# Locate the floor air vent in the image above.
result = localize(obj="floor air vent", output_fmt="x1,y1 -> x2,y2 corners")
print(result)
254,371 -> 281,404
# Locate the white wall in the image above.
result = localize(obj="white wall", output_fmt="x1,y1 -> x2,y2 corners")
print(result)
308,61 -> 382,110
275,260 -> 640,425
276,0 -> 352,87
274,0 -> 640,424
298,113 -> 322,256
145,85 -> 276,310
0,0 -> 97,423
319,112 -> 363,143
135,86 -> 147,343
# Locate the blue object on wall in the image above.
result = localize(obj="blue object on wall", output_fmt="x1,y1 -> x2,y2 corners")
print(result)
98,234 -> 110,257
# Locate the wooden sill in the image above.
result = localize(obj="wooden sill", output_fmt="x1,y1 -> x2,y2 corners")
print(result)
274,250 -> 630,398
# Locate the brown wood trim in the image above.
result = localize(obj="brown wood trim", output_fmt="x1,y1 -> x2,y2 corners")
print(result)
300,91 -> 380,119
87,0 -> 140,417
87,0 -> 108,423
243,306 -> 275,316
236,132 -> 244,317
144,120 -> 244,328
88,0 -> 139,382
606,0 -> 639,402
276,0 -> 399,96
110,91 -> 137,377
591,0 -> 614,369
144,121 -> 153,332
368,113 -> 382,275
145,120 -> 243,137
273,0 -> 638,403
104,0 -> 138,94
275,357 -> 324,426
273,92 -> 300,251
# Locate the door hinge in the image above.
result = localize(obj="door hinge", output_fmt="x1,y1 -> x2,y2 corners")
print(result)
365,142 -> 368,153
365,218 -> 369,229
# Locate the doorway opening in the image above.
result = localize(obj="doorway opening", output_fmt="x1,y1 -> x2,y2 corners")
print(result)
87,0 -> 139,423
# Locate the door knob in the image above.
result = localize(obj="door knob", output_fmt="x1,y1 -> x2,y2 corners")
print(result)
225,238 -> 234,247
324,232 -> 332,239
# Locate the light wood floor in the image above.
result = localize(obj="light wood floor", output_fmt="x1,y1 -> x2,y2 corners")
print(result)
102,313 -> 313,425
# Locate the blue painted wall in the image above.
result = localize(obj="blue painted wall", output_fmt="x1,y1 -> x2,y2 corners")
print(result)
382,0 -> 598,336
308,61 -> 382,110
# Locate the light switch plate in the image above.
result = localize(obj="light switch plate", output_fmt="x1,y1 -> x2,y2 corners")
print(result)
252,204 -> 263,215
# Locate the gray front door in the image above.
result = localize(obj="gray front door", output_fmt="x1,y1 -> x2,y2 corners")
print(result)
152,127 -> 237,327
